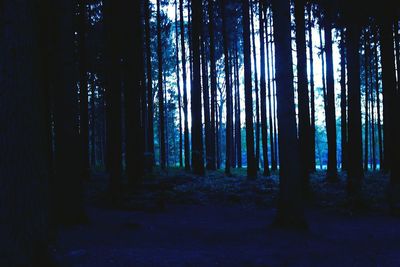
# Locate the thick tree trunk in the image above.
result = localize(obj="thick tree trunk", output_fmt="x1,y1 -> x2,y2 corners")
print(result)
52,0 -> 86,222
346,21 -> 363,200
242,0 -> 257,179
294,0 -> 311,189
78,0 -> 90,181
259,0 -> 270,176
124,0 -> 146,182
104,0 -> 123,204
180,0 -> 191,170
191,0 -> 205,175
381,18 -> 396,174
272,0 -> 305,228
0,1 -> 51,264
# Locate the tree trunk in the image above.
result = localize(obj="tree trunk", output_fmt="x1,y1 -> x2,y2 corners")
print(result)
201,28 -> 212,171
381,18 -> 396,174
124,0 -> 146,182
145,0 -> 154,170
242,0 -> 257,179
222,0 -> 232,175
364,31 -> 370,171
180,0 -> 191,170
259,0 -> 270,176
272,0 -> 306,228
78,0 -> 90,181
307,3 -> 316,172
175,0 -> 183,168
104,0 -> 123,204
191,0 -> 205,175
250,0 -> 260,170
340,29 -> 348,171
324,15 -> 338,180
0,1 -> 51,264
157,0 -> 166,170
346,21 -> 363,200
374,27 -> 383,170
266,6 -> 276,171
208,0 -> 217,170
52,0 -> 86,222
294,0 -> 311,189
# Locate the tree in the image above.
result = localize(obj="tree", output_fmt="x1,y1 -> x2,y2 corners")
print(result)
78,0 -> 90,181
222,0 -> 232,175
208,0 -> 217,170
242,0 -> 257,179
191,0 -> 205,175
175,0 -> 183,167
104,0 -> 123,203
0,1 -> 51,264
124,0 -> 146,182
345,16 -> 363,201
250,0 -> 260,170
272,0 -> 305,228
145,0 -> 155,170
307,3 -> 316,172
259,0 -> 270,176
52,0 -> 86,222
340,29 -> 348,171
294,0 -> 311,189
180,0 -> 191,170
157,0 -> 166,170
323,6 -> 338,181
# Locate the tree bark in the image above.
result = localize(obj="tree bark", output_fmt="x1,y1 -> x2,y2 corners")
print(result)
180,0 -> 191,170
191,0 -> 205,175
259,0 -> 270,176
272,0 -> 305,228
340,29 -> 348,171
294,0 -> 311,189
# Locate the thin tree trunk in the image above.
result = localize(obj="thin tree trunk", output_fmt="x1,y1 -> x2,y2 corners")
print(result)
374,27 -> 383,170
307,3 -> 316,172
145,0 -> 154,170
234,40 -> 243,168
157,0 -> 166,170
259,0 -> 270,176
250,0 -> 260,170
364,31 -> 370,171
208,0 -> 217,170
175,0 -> 183,168
242,0 -> 257,179
340,29 -> 347,171
266,6 -> 276,171
180,0 -> 191,170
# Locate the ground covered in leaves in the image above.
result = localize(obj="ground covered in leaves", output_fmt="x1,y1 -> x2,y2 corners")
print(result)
53,169 -> 400,266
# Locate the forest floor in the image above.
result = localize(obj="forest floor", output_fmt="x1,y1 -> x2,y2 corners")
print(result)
52,169 -> 400,266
